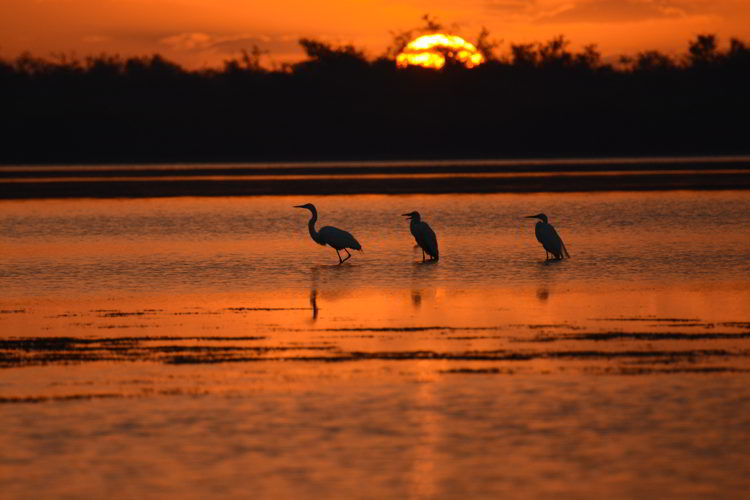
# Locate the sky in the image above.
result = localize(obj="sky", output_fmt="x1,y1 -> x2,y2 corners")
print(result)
2,0 -> 750,68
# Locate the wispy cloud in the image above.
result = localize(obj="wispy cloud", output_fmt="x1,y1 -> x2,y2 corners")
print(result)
485,0 -> 538,12
536,0 -> 689,24
160,32 -> 214,51
156,31 -> 305,66
483,0 -> 698,23
160,32 -> 280,52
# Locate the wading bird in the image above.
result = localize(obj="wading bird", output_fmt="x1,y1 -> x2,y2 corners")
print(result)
402,211 -> 439,262
526,213 -> 570,260
294,203 -> 362,264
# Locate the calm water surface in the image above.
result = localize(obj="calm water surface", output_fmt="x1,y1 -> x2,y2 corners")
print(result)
2,191 -> 750,499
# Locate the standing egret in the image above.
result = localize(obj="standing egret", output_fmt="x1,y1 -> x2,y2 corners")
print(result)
402,211 -> 439,262
526,213 -> 570,260
294,203 -> 362,264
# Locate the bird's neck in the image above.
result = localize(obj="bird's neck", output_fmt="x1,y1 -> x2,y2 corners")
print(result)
307,212 -> 325,245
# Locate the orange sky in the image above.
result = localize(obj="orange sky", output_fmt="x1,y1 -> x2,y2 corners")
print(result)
2,0 -> 750,68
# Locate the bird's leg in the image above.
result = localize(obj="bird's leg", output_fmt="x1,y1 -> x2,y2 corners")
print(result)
335,249 -> 343,264
545,250 -> 549,261
422,249 -> 426,262
340,249 -> 352,263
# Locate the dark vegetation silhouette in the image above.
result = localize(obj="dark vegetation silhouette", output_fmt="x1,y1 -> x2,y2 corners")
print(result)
1,31 -> 749,164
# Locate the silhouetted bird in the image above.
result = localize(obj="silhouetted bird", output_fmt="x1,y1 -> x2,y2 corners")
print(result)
402,211 -> 439,262
526,213 -> 570,260
294,203 -> 362,264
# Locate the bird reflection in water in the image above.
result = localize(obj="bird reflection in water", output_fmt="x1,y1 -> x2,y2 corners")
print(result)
411,290 -> 422,308
536,288 -> 550,302
310,289 -> 319,321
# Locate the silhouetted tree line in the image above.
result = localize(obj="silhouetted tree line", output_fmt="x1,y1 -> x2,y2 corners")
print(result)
1,33 -> 748,164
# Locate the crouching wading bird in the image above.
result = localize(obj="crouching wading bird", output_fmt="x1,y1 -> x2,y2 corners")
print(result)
526,213 -> 570,260
295,203 -> 362,264
402,211 -> 439,262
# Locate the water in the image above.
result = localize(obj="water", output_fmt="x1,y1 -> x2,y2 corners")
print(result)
4,156 -> 750,197
2,191 -> 750,498
3,192 -> 750,293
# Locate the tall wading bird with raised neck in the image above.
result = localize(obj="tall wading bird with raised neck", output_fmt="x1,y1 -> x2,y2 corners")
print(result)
526,213 -> 570,260
294,203 -> 362,264
402,211 -> 439,262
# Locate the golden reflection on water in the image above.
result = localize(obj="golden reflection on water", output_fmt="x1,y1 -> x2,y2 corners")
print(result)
3,285 -> 750,499
3,283 -> 750,392
10,169 -> 746,183
3,192 -> 750,498
409,372 -> 439,500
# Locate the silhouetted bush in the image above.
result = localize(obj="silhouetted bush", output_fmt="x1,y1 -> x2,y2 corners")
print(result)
631,51 -> 676,72
688,34 -> 719,68
294,39 -> 369,74
1,33 -> 748,164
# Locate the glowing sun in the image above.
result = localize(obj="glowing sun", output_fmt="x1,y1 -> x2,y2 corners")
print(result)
396,34 -> 485,69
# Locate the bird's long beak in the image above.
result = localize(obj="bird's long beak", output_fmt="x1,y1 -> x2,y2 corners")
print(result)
294,205 -> 304,208
402,213 -> 412,217
524,215 -> 538,219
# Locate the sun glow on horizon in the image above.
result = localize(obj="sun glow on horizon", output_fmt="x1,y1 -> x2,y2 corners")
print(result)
396,33 -> 485,69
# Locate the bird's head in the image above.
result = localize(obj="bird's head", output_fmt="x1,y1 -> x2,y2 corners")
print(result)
294,203 -> 316,213
402,211 -> 421,221
525,213 -> 548,223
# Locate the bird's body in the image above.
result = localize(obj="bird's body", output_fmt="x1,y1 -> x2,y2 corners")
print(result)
526,213 -> 569,260
295,203 -> 361,263
402,211 -> 439,261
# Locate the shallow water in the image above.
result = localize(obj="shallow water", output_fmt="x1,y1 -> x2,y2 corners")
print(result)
2,192 -> 750,499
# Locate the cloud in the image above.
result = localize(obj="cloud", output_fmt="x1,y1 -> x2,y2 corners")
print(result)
159,32 -> 291,53
211,34 -> 276,53
483,0 -> 699,23
535,0 -> 690,24
155,31 -> 307,66
485,0 -> 537,12
160,32 -> 216,51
